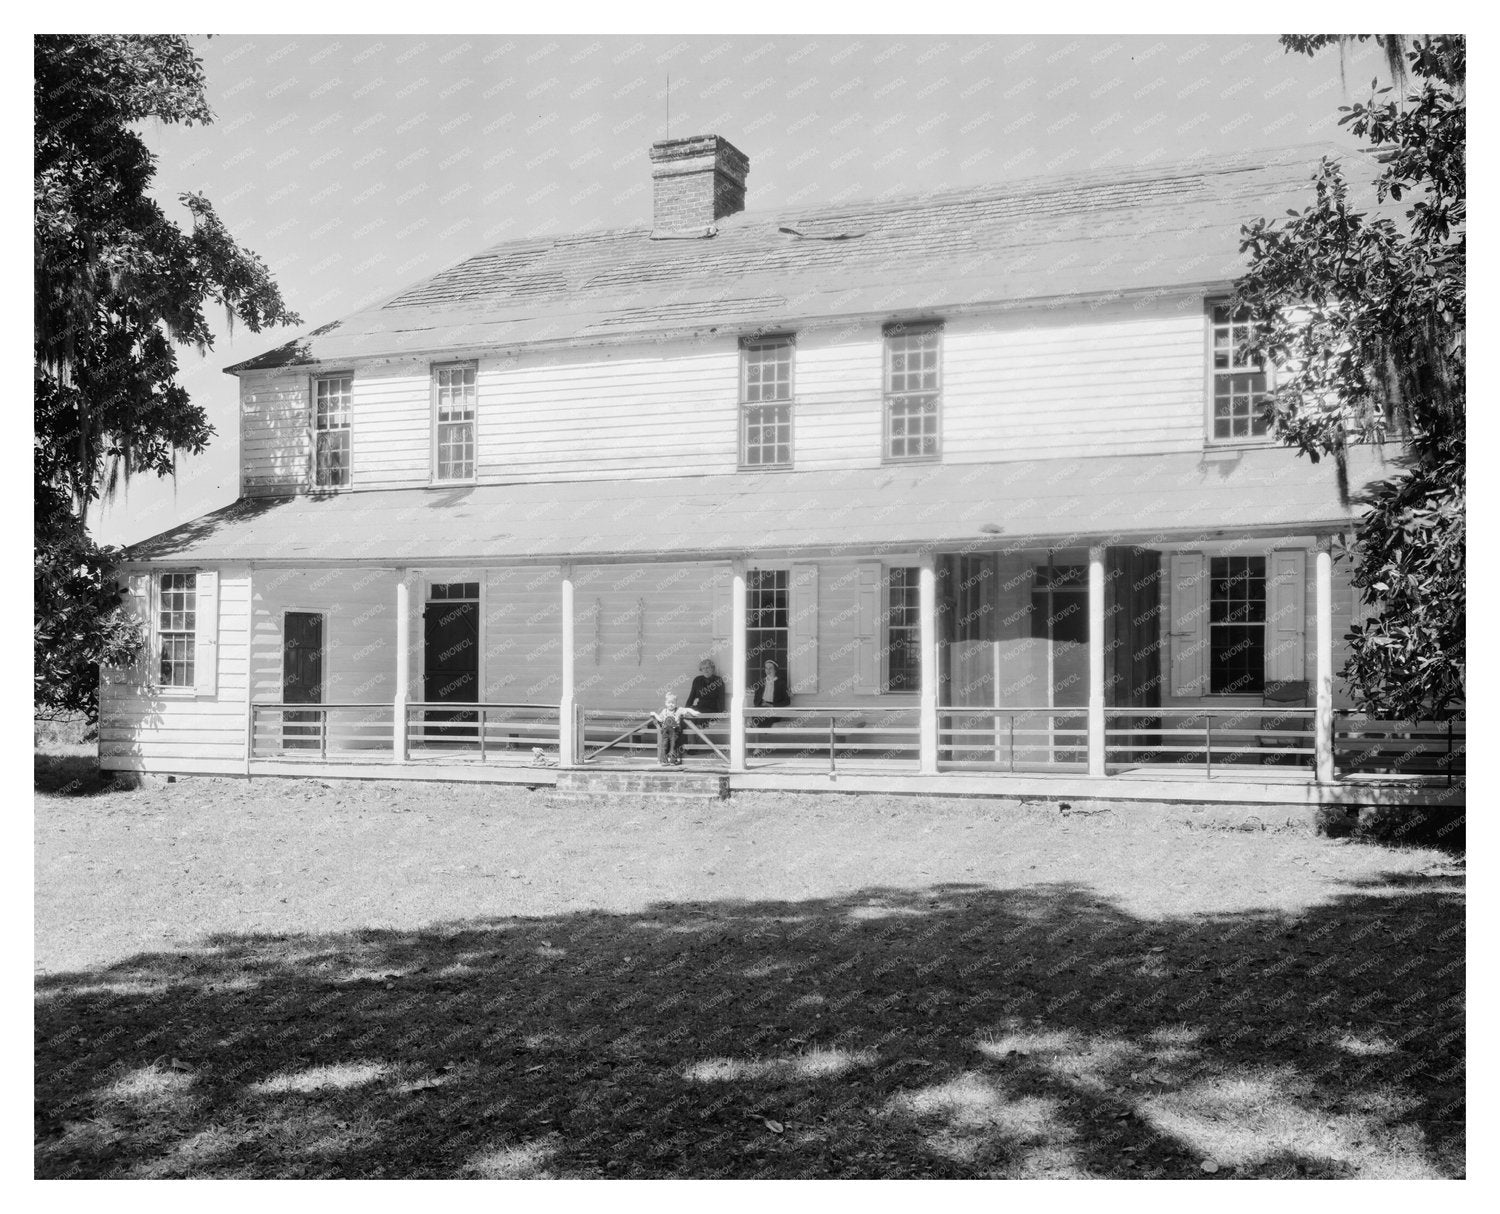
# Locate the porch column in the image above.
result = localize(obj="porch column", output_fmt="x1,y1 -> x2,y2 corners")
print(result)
918,550 -> 938,774
1314,538 -> 1335,784
243,565 -> 255,776
1087,545 -> 1106,777
559,563 -> 576,766
394,569 -> 411,762
729,559 -> 748,772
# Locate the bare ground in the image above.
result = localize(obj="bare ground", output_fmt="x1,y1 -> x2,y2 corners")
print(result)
35,753 -> 1464,1178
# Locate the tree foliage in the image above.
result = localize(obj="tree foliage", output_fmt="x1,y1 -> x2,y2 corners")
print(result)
1235,34 -> 1464,719
34,35 -> 300,719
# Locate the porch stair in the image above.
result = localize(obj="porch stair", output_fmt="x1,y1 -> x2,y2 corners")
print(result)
554,768 -> 730,801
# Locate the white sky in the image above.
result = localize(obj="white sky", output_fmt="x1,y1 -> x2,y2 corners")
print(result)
88,31 -> 1391,545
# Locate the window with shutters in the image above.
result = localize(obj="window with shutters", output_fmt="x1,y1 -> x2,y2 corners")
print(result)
157,572 -> 197,688
745,568 -> 789,686
884,323 -> 941,461
313,374 -> 353,486
1208,556 -> 1266,693
885,566 -> 921,692
1207,300 -> 1273,443
433,362 -> 477,481
740,336 -> 793,468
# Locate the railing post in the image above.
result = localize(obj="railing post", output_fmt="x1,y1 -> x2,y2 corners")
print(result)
479,707 -> 487,762
244,565 -> 255,777
558,563 -> 576,768
1314,538 -> 1336,784
1447,718 -> 1453,788
730,559 -> 748,773
1205,716 -> 1212,779
394,569 -> 411,763
829,716 -> 836,776
1087,545 -> 1106,777
1008,713 -> 1015,774
918,551 -> 939,775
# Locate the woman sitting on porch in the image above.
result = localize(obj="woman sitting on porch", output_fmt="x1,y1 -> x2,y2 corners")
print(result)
752,659 -> 792,755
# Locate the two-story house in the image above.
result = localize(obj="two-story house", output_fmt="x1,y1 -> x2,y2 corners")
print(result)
100,134 -> 1461,805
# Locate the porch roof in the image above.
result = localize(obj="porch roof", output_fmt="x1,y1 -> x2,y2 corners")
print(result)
125,445 -> 1395,568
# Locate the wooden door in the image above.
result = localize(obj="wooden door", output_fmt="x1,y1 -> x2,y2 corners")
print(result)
282,611 -> 324,750
423,596 -> 479,739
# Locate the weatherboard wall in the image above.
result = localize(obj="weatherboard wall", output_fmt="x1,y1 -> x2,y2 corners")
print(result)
236,292 -> 1212,496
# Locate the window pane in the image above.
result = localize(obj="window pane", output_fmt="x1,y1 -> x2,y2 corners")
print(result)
316,431 -> 351,486
1208,557 -> 1266,693
746,569 -> 789,688
742,341 -> 792,403
885,330 -> 941,460
742,403 -> 791,466
887,567 -> 921,691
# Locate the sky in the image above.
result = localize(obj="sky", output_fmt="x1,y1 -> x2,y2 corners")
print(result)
90,31 -> 1392,545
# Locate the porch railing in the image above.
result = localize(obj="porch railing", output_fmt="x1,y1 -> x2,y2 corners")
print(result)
1335,713 -> 1465,784
250,703 -> 395,759
403,701 -> 560,760
579,710 -> 729,765
747,706 -> 921,768
1104,706 -> 1317,775
939,708 -> 1088,771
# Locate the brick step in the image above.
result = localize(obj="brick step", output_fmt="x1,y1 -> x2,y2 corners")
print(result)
554,769 -> 730,800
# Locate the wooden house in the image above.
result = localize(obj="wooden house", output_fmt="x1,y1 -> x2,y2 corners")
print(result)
101,135 -> 1463,805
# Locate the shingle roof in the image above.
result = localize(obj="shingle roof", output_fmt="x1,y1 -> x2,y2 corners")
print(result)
125,445 -> 1397,566
225,142 -> 1377,372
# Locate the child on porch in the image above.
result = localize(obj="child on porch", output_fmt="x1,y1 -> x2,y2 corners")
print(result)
650,693 -> 700,767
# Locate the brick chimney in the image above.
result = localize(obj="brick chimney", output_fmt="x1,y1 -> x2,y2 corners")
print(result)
648,134 -> 749,233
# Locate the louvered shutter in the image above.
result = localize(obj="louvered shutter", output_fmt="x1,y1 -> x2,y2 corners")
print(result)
1266,549 -> 1307,681
856,562 -> 882,693
1168,553 -> 1208,697
118,574 -> 152,683
788,564 -> 819,693
193,570 -> 219,696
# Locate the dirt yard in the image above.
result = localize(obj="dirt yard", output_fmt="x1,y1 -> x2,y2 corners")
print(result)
35,753 -> 1464,1179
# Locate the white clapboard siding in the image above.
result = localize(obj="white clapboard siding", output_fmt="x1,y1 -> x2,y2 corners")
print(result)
240,370 -> 311,496
250,567 -> 401,705
793,327 -> 886,473
476,341 -> 741,481
97,568 -> 253,774
943,297 -> 1207,463
236,292 -> 1218,493
485,566 -> 563,703
348,360 -> 430,487
565,562 -> 726,711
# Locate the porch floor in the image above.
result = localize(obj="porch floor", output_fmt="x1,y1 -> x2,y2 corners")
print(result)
239,743 -> 1462,808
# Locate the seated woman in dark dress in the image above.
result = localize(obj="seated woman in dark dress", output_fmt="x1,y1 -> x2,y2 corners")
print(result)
684,659 -> 726,717
752,659 -> 792,753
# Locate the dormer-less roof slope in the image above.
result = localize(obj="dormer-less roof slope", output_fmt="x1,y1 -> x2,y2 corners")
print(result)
226,143 -> 1377,372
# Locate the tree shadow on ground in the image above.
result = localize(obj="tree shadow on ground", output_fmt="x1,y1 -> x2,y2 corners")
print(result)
35,873 -> 1464,1178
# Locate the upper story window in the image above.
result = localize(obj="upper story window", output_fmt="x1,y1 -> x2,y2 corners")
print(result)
884,322 -> 942,462
433,362 -> 478,481
313,374 -> 352,487
157,572 -> 197,688
740,336 -> 793,469
1209,301 -> 1272,442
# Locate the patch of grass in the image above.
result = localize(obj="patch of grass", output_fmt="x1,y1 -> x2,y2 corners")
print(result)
34,749 -> 122,797
35,778 -> 1464,1177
